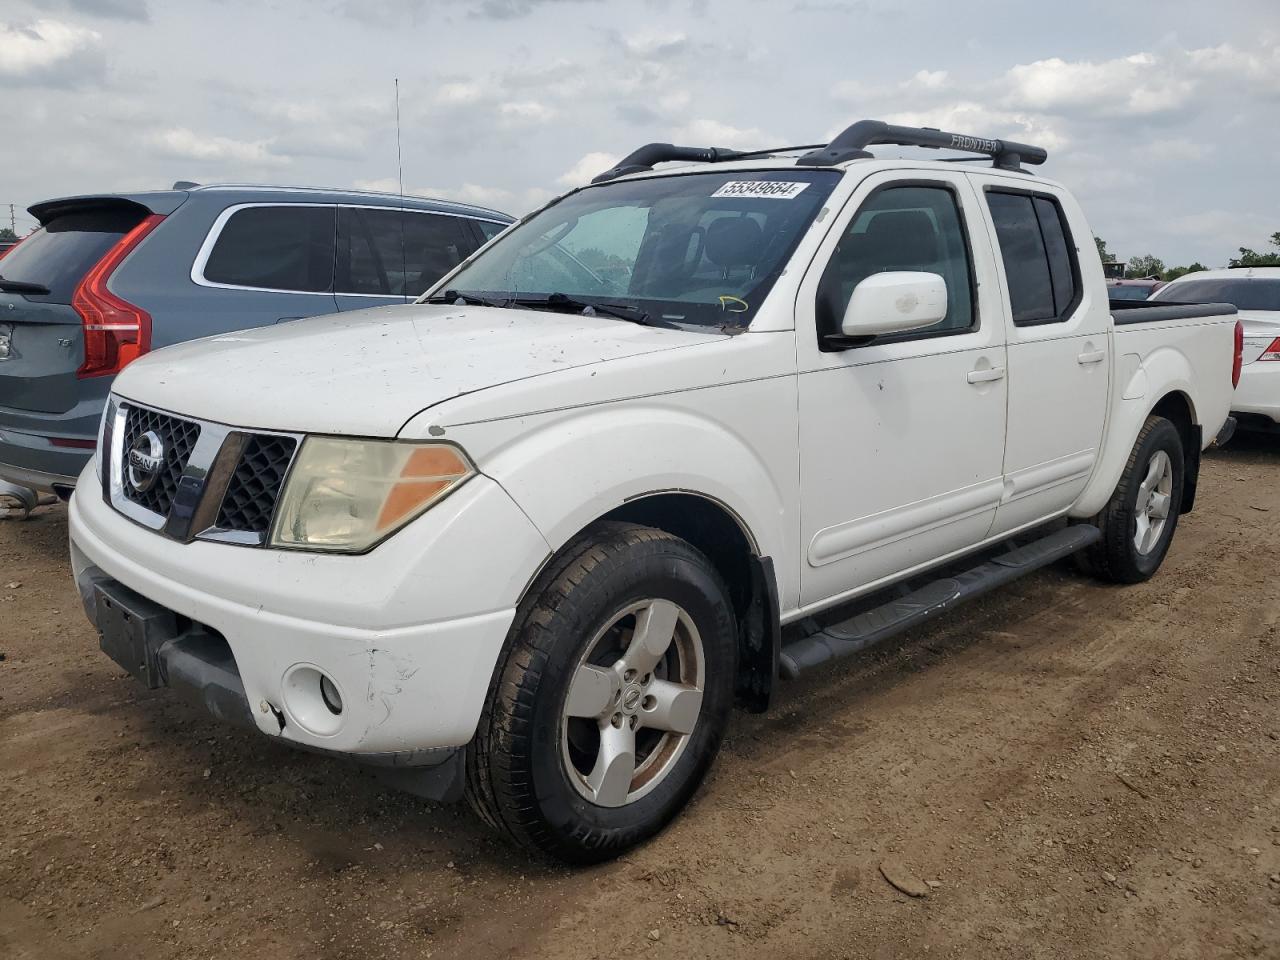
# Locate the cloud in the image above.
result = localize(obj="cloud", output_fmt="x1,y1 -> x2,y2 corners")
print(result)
148,127 -> 290,167
622,31 -> 690,60
558,152 -> 619,187
671,118 -> 779,150
879,102 -> 1068,151
1003,53 -> 1194,116
41,0 -> 148,20
0,18 -> 105,86
353,178 -> 549,215
498,100 -> 556,125
469,0 -> 597,20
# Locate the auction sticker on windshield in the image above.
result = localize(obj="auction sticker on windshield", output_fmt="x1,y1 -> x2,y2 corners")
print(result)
711,181 -> 810,200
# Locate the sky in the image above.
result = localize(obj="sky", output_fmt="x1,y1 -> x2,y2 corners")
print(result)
3,0 -> 1278,267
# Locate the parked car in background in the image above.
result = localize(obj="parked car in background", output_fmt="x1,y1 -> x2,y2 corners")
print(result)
1153,266 -> 1280,431
0,184 -> 513,498
69,120 -> 1239,863
0,239 -> 20,258
1107,277 -> 1164,301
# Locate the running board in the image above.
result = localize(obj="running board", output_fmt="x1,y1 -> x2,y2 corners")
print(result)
779,524 -> 1101,680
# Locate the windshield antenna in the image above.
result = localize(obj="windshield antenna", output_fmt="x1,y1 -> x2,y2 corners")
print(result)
395,77 -> 408,298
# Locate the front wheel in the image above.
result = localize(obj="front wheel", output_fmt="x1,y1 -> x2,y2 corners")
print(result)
465,522 -> 737,863
1079,415 -> 1185,584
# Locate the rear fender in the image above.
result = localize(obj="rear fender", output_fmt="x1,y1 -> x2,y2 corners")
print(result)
1071,347 -> 1198,518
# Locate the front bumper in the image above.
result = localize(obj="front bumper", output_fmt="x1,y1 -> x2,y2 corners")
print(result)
69,462 -> 550,760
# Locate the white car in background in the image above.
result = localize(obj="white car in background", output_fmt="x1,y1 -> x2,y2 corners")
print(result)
1154,267 -> 1280,431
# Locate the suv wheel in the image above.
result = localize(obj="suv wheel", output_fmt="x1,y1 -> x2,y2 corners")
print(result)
465,522 -> 737,863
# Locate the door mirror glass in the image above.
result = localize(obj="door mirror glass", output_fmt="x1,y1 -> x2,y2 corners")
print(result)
841,271 -> 948,338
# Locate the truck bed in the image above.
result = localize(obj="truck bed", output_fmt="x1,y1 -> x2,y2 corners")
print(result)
1110,299 -> 1237,325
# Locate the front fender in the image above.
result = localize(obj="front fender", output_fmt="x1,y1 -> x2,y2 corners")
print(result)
1071,347 -> 1199,518
446,402 -> 794,599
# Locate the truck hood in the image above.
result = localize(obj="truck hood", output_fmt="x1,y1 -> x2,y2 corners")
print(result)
111,304 -> 724,435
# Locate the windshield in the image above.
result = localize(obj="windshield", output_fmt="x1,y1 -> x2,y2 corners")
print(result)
1155,278 -> 1280,312
429,169 -> 840,327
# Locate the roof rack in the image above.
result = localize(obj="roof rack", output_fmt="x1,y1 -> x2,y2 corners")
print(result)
591,118 -> 1048,183
796,120 -> 1047,171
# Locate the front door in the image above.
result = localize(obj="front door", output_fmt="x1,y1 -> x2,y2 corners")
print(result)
796,172 -> 1009,611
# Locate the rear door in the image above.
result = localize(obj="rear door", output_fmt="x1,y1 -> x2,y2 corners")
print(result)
192,203 -> 339,326
0,205 -> 147,415
334,207 -> 477,310
975,181 -> 1110,537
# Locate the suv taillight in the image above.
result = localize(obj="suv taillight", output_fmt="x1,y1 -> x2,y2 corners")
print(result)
72,213 -> 164,379
1232,320 -> 1244,389
1259,337 -> 1280,362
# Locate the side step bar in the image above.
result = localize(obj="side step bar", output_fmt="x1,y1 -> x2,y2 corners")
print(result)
779,524 -> 1102,680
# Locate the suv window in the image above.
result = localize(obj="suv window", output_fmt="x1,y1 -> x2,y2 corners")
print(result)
0,207 -> 146,304
817,184 -> 975,339
986,191 -> 1078,325
338,208 -> 474,297
202,205 -> 336,293
476,220 -> 508,242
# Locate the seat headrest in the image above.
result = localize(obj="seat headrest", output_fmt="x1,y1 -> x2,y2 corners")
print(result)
705,217 -> 764,268
865,210 -> 940,268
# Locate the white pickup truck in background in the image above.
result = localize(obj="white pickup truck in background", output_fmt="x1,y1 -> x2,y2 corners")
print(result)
69,119 -> 1241,863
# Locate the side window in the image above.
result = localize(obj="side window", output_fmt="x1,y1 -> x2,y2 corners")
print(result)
817,184 -> 975,340
337,208 -> 472,297
475,220 -> 508,242
986,191 -> 1079,325
202,206 -> 336,293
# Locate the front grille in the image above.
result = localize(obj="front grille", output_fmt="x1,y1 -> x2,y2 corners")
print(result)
120,406 -> 201,517
215,434 -> 297,535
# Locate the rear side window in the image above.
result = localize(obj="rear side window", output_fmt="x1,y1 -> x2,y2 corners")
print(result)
475,220 -> 508,242
0,207 -> 145,303
338,208 -> 474,297
202,206 -> 336,293
817,184 -> 976,340
986,191 -> 1079,325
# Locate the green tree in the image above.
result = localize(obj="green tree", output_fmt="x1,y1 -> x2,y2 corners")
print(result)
1125,254 -> 1165,279
0,227 -> 16,242
1094,236 -> 1110,261
1229,232 -> 1280,268
1163,262 -> 1207,281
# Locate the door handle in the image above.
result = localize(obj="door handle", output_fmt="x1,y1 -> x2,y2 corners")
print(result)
967,366 -> 1006,384
1077,350 -> 1106,364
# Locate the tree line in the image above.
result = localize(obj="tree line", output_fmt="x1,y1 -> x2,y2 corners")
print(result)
1095,233 -> 1280,281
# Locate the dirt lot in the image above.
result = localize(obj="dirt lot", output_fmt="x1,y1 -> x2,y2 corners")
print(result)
3,438 -> 1280,960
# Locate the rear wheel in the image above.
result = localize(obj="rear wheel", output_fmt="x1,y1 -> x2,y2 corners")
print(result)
1079,415 -> 1185,584
465,522 -> 737,863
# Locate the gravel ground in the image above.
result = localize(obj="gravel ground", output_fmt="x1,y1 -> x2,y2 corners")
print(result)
2,436 -> 1279,960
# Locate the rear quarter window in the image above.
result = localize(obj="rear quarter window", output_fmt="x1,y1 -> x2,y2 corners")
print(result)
0,207 -> 146,303
986,190 -> 1079,325
201,205 -> 336,293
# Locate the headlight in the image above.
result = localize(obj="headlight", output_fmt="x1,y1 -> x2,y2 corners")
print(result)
270,438 -> 474,553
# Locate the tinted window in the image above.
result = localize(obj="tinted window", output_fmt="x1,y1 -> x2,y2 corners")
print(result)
338,208 -> 473,297
203,206 -> 336,293
987,191 -> 1078,325
1109,285 -> 1154,301
0,207 -> 145,303
476,220 -> 508,242
1156,278 -> 1280,312
817,184 -> 975,338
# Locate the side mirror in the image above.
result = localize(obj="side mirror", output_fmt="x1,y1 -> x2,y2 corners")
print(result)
838,271 -> 948,341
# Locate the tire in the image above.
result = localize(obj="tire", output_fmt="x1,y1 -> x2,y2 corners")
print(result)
1079,415 -> 1185,584
465,521 -> 737,864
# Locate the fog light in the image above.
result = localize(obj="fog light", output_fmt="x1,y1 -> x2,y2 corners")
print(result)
320,674 -> 343,715
281,664 -> 345,737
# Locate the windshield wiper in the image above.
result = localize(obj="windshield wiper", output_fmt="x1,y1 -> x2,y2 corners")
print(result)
424,290 -> 512,309
518,292 -> 662,327
0,275 -> 50,296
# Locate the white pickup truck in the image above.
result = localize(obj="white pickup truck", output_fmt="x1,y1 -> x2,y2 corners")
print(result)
69,120 -> 1241,863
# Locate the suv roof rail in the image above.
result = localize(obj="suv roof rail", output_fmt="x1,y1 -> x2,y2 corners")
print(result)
591,119 -> 1049,184
797,120 -> 1047,171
